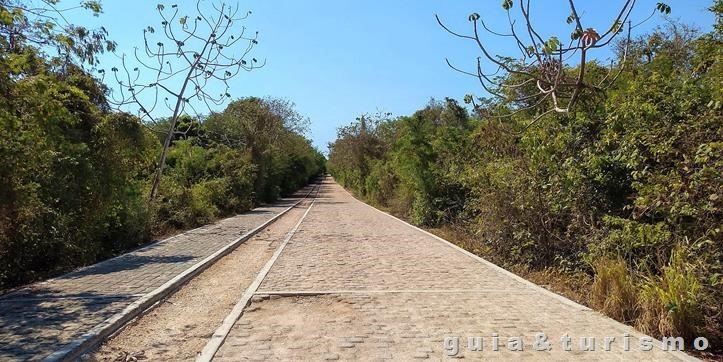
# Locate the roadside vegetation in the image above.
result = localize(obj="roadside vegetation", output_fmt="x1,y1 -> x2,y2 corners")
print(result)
0,1 -> 324,290
328,4 -> 722,350
1,0 -> 721,354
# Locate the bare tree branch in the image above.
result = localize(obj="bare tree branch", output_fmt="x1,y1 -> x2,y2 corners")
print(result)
103,1 -> 264,200
437,0 -> 671,130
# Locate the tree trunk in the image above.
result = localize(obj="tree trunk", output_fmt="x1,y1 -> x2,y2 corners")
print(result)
149,116 -> 179,200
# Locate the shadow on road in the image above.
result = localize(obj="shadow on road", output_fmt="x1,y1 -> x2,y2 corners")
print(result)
0,287 -> 137,360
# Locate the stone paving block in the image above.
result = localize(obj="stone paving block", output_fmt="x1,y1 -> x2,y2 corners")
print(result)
215,180 -> 696,361
0,196 -> 304,361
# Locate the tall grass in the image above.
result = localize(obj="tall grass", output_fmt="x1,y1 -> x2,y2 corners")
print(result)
638,247 -> 703,341
590,257 -> 639,323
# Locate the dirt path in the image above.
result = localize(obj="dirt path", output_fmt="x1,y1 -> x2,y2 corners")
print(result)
89,201 -> 312,361
0,197 -> 304,362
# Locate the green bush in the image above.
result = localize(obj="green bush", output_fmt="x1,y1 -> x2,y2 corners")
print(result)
328,14 -> 722,345
0,62 -> 323,291
0,61 -> 156,288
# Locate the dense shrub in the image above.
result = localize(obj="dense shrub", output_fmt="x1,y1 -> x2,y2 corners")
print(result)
0,58 -> 157,287
329,12 -> 722,346
0,15 -> 324,290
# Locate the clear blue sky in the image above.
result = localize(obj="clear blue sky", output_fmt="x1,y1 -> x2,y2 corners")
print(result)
71,0 -> 716,153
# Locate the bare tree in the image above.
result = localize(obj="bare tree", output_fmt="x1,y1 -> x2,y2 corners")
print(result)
436,0 -> 671,130
103,1 -> 264,200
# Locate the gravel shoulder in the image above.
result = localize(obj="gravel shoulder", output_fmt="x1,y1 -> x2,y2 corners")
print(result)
88,203 -> 309,361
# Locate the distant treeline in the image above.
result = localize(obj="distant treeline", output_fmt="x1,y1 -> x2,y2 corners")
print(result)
0,45 -> 324,290
328,17 -> 722,348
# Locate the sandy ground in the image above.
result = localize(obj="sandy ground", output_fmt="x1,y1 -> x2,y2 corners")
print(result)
211,179 -> 693,361
87,201 -> 311,362
0,202 -> 297,361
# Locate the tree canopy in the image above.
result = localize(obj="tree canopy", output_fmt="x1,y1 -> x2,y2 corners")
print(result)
329,6 -> 722,347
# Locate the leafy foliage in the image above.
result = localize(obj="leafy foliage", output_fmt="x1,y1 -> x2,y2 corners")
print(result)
0,57 -> 157,287
0,1 -> 324,290
0,0 -> 116,65
330,12 -> 722,346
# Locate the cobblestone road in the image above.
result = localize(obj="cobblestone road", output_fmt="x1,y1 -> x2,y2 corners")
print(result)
213,179 -> 696,361
0,197 -> 301,361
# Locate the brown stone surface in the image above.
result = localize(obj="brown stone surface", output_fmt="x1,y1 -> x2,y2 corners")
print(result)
214,179 -> 694,361
0,178 -> 698,361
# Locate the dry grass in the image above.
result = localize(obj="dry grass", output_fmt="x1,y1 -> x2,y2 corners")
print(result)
637,247 -> 703,341
427,226 -> 593,306
373,209 -> 718,360
590,257 -> 639,323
